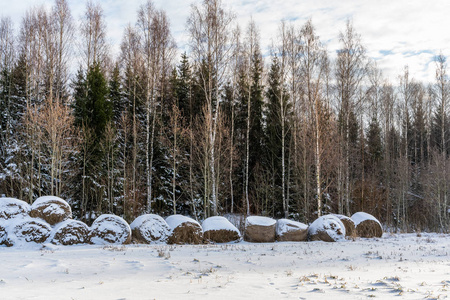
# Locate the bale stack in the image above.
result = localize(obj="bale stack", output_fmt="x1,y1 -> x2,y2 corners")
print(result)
332,214 -> 356,238
50,220 -> 90,245
166,215 -> 203,245
308,215 -> 346,242
202,216 -> 241,243
30,196 -> 72,225
130,214 -> 171,244
244,216 -> 276,243
351,212 -> 383,238
276,219 -> 308,242
89,214 -> 132,245
0,198 -> 31,220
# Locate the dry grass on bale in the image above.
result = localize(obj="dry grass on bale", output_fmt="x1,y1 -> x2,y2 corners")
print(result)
6,218 -> 51,246
356,219 -> 383,238
51,220 -> 89,245
308,230 -> 338,242
277,228 -> 307,242
89,215 -> 132,245
30,199 -> 72,225
204,229 -> 240,243
334,215 -> 356,238
244,224 -> 276,243
167,222 -> 203,245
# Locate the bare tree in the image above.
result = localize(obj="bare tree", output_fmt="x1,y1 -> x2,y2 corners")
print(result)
188,0 -> 235,216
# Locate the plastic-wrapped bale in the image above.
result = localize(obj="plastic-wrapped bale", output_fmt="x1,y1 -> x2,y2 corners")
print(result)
244,216 -> 276,243
0,198 -> 31,220
166,215 -> 203,245
332,214 -> 356,237
49,220 -> 89,245
202,216 -> 241,243
30,196 -> 72,225
308,215 -> 346,242
276,219 -> 308,242
130,214 -> 170,244
351,212 -> 383,238
5,217 -> 51,246
89,214 -> 132,245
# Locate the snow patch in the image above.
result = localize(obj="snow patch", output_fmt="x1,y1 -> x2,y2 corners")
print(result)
0,198 -> 31,220
276,219 -> 308,236
202,216 -> 240,233
165,215 -> 200,230
351,212 -> 381,226
245,216 -> 276,227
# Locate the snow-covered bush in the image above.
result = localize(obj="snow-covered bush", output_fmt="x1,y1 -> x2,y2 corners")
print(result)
89,214 -> 131,245
49,219 -> 90,245
0,220 -> 6,245
130,214 -> 170,244
308,215 -> 346,242
166,215 -> 203,245
333,214 -> 356,237
351,212 -> 383,238
4,217 -> 52,246
244,216 -> 276,243
30,196 -> 72,225
276,219 -> 308,242
0,198 -> 31,220
202,216 -> 240,243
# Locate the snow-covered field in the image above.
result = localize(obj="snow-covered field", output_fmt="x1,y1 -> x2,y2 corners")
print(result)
1,233 -> 449,300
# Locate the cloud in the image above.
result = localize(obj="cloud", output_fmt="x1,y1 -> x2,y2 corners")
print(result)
2,0 -> 449,83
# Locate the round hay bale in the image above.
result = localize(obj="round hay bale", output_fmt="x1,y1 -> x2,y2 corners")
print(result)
332,214 -> 356,237
130,214 -> 170,244
0,198 -> 31,220
50,220 -> 89,245
5,217 -> 51,246
0,221 -> 6,245
30,196 -> 72,225
244,216 -> 276,243
308,215 -> 346,242
202,216 -> 240,243
351,212 -> 383,238
166,215 -> 203,245
276,219 -> 308,242
89,214 -> 132,245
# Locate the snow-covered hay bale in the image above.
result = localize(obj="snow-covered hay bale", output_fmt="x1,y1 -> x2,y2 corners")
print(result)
0,221 -> 6,245
308,215 -> 346,242
333,214 -> 356,237
202,216 -> 240,243
0,198 -> 31,220
89,214 -> 131,245
166,215 -> 203,245
276,219 -> 308,242
244,216 -> 276,243
30,196 -> 72,225
351,212 -> 383,238
5,217 -> 51,246
49,220 -> 89,245
130,214 -> 170,244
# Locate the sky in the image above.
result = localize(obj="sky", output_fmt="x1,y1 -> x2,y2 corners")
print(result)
2,0 -> 450,84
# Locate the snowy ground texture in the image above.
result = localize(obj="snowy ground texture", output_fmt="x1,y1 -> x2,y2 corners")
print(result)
1,233 -> 449,300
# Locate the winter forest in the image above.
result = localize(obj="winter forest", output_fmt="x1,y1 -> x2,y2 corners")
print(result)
1,0 -> 449,232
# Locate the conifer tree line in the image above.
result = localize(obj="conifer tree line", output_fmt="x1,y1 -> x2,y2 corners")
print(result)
1,0 -> 449,231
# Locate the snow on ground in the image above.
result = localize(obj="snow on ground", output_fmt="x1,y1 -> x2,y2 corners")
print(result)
1,233 -> 450,299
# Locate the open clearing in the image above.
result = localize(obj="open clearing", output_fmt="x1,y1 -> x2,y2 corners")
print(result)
1,233 -> 449,299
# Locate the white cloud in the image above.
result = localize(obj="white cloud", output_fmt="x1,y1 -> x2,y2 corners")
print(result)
2,0 -> 449,83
